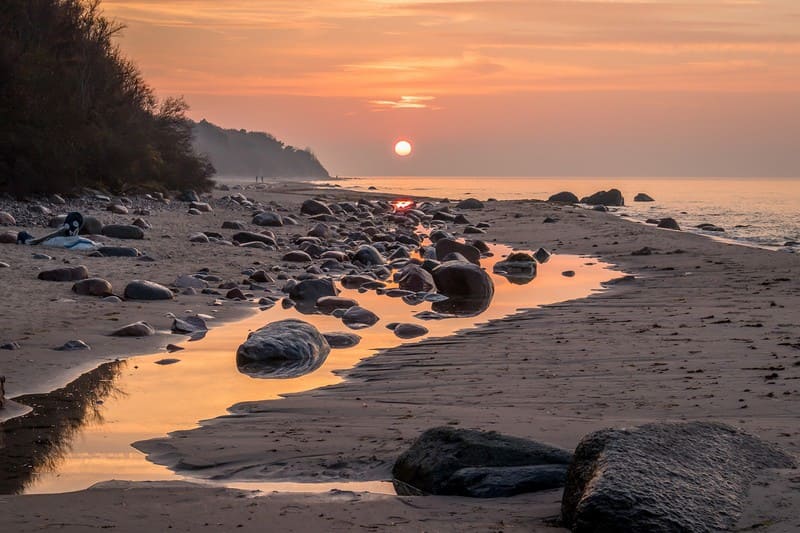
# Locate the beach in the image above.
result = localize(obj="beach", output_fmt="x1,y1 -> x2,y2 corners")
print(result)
1,181 -> 799,531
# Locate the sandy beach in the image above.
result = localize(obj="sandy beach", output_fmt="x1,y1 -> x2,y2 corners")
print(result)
1,181 -> 799,531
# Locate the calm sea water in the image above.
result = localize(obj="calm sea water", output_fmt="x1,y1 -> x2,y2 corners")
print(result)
314,177 -> 800,252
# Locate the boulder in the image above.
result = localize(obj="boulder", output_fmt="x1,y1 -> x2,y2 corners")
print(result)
456,198 -> 484,210
353,245 -> 385,266
252,212 -> 283,227
72,278 -> 113,296
301,199 -> 333,216
342,306 -> 380,329
316,296 -> 358,313
288,278 -> 339,312
580,189 -> 624,206
101,224 -> 144,240
393,323 -> 429,339
282,250 -> 313,262
561,422 -> 796,532
435,238 -> 481,265
393,427 -> 572,497
81,216 -> 104,235
221,220 -> 247,230
97,246 -> 140,257
634,192 -> 655,202
111,321 -> 155,337
188,232 -> 210,243
38,265 -> 89,282
493,252 -> 537,284
432,261 -> 494,315
395,264 -> 436,292
0,231 -> 18,244
657,217 -> 680,230
548,191 -> 579,203
236,319 -> 330,378
232,231 -> 276,247
323,331 -> 362,349
124,280 -> 174,300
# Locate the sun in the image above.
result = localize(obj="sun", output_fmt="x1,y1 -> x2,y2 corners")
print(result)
394,140 -> 412,157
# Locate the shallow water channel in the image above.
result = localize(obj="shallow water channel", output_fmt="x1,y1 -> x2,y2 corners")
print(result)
1,244 -> 617,495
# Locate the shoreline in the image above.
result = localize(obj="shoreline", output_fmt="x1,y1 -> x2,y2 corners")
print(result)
2,181 -> 799,531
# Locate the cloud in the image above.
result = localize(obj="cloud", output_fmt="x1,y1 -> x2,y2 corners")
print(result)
369,95 -> 438,110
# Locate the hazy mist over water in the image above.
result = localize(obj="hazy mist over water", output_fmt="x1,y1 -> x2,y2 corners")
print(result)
315,176 -> 800,251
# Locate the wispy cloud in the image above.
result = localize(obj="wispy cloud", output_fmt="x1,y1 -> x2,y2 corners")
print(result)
369,95 -> 438,110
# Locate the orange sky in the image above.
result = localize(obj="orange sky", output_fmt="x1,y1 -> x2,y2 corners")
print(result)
105,0 -> 800,177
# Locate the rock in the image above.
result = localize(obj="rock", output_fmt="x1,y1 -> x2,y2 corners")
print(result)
1,342 -> 21,350
340,275 -> 379,290
561,422 -> 796,532
249,270 -> 274,283
102,295 -> 122,303
657,217 -> 681,230
252,212 -> 283,227
562,270 -> 576,277
353,245 -> 385,266
189,201 -> 213,212
97,246 -> 140,257
580,189 -> 624,206
548,191 -> 579,203
72,278 -> 113,296
395,264 -> 436,292
131,218 -> 151,230
288,278 -> 339,312
221,220 -> 247,230
316,296 -> 358,313
124,280 -> 174,300
188,232 -> 210,243
456,198 -> 484,210
172,316 -> 208,334
300,199 -> 333,216
111,321 -> 155,337
166,344 -> 184,353
282,250 -> 313,262
38,265 -> 89,282
32,253 -> 52,260
187,208 -> 202,216
173,275 -> 208,289
323,331 -> 362,349
81,216 -> 103,235
533,247 -> 551,263
435,238 -> 481,265
101,224 -> 144,240
342,306 -> 380,329
55,340 -> 91,351
236,319 -> 330,378
178,190 -> 200,202
697,223 -> 725,232
463,226 -> 485,234
631,246 -> 654,256
393,427 -> 572,497
432,261 -> 494,315
493,252 -> 537,284
0,212 -> 15,225
634,192 -> 655,202
226,288 -> 246,300
155,358 -> 180,365
232,231 -> 276,247
0,262 -> 8,268
393,323 -> 429,339
0,231 -> 18,244
108,204 -> 128,214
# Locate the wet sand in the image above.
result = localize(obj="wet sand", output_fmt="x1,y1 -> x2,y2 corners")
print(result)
1,182 -> 799,531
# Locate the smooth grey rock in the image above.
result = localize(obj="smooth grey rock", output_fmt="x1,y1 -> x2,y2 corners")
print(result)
72,278 -> 113,296
97,246 -> 139,257
342,306 -> 380,329
493,252 -> 537,284
300,199 -> 333,216
435,239 -> 481,265
431,261 -> 494,315
124,280 -> 174,300
101,224 -> 144,240
111,321 -> 155,337
561,421 -> 796,533
236,319 -> 330,378
173,275 -> 208,289
395,264 -> 436,292
252,212 -> 283,227
171,316 -> 208,334
55,340 -> 91,351
282,250 -> 313,262
548,191 -> 579,203
288,278 -> 339,312
581,189 -> 624,206
38,265 -> 89,282
316,296 -> 358,313
393,427 -> 572,497
393,323 -> 429,339
353,245 -> 385,266
188,232 -> 209,243
221,220 -> 247,230
323,331 -> 362,349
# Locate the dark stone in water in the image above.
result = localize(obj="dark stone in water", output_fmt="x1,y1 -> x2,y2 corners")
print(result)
393,323 -> 429,339
322,331 -> 362,349
657,217 -> 681,231
432,261 -> 494,316
548,191 -> 579,203
393,427 -> 572,497
236,319 -> 330,379
634,192 -> 655,202
581,189 -> 624,206
155,358 -> 180,365
341,306 -> 380,329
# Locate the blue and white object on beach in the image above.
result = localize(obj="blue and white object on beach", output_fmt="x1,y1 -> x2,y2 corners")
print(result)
41,235 -> 99,250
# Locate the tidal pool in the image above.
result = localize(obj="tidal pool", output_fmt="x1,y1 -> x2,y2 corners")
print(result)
1,243 -> 618,495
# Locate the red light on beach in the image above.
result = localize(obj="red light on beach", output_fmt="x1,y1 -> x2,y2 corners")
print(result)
391,199 -> 416,213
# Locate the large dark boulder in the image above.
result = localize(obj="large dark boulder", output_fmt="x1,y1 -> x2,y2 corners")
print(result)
124,280 -> 174,300
395,264 -> 435,292
634,192 -> 655,202
288,278 -> 339,313
548,191 -> 579,203
580,189 -> 624,206
38,265 -> 89,282
561,422 -> 796,532
101,224 -> 144,240
393,427 -> 572,497
252,212 -> 283,227
657,217 -> 681,230
432,261 -> 494,315
434,238 -> 481,265
300,199 -> 333,216
493,252 -> 537,285
353,245 -> 385,266
236,319 -> 330,378
456,198 -> 484,210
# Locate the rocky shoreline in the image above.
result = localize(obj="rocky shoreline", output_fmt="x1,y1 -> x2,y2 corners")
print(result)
1,181 -> 799,531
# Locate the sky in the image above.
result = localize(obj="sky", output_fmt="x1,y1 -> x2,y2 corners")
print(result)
104,0 -> 800,177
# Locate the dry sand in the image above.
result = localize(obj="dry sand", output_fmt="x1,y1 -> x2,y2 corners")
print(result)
1,181 -> 799,531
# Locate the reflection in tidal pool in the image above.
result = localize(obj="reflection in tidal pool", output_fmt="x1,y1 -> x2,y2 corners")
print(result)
0,244 -> 617,495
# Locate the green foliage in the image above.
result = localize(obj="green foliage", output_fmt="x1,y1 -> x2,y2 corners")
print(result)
0,0 -> 214,196
193,119 -> 329,179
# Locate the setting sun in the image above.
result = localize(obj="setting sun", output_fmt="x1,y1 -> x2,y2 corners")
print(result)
394,140 -> 412,157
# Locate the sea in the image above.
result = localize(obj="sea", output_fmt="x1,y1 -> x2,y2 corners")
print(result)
312,177 -> 800,252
